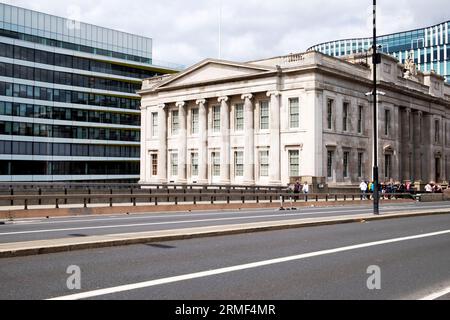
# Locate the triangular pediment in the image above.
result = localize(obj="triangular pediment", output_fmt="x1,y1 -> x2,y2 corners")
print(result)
156,59 -> 274,88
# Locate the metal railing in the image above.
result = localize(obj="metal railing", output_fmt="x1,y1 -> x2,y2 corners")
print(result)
0,191 -> 416,211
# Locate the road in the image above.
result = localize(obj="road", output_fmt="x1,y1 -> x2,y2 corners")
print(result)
0,201 -> 449,244
0,213 -> 449,300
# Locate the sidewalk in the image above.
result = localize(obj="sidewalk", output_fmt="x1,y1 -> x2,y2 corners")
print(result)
1,207 -> 449,258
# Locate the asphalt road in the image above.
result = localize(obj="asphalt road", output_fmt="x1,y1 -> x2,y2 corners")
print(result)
0,213 -> 449,300
0,201 -> 449,244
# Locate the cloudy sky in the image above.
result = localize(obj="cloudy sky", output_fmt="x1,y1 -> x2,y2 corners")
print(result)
3,0 -> 449,67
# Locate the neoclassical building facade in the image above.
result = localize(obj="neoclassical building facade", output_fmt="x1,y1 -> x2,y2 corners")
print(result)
138,51 -> 450,186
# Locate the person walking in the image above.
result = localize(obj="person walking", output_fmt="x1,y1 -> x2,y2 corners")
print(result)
359,180 -> 368,200
303,182 -> 309,194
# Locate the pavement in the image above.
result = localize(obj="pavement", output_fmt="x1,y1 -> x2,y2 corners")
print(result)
0,213 -> 449,300
1,201 -> 450,258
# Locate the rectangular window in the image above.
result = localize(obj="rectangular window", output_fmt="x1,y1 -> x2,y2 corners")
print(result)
384,109 -> 391,136
357,105 -> 363,133
343,151 -> 350,178
151,154 -> 158,176
234,104 -> 244,131
342,102 -> 349,132
234,151 -> 244,177
170,153 -> 178,176
212,152 -> 220,177
171,110 -> 179,135
151,112 -> 158,137
191,152 -> 198,176
384,154 -> 392,179
213,106 -> 220,132
260,101 -> 269,130
289,150 -> 299,177
327,151 -> 333,178
259,150 -> 269,177
435,119 -> 440,143
358,152 -> 364,178
289,98 -> 299,128
327,99 -> 333,130
191,108 -> 199,134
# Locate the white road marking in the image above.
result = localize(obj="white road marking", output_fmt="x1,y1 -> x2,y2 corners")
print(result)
419,287 -> 450,300
47,229 -> 450,300
2,202 -> 450,236
0,209 -> 371,236
3,201 -> 447,227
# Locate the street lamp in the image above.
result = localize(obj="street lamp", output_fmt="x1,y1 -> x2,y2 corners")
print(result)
371,0 -> 381,215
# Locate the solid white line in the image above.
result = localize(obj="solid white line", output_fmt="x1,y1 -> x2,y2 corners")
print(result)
47,229 -> 450,300
3,201 -> 448,227
2,203 -> 450,236
419,287 -> 450,300
0,209 -> 370,236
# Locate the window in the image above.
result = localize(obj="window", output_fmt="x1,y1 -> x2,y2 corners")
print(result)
357,105 -> 363,133
213,106 -> 221,132
212,152 -> 220,176
435,119 -> 440,143
171,110 -> 179,135
151,112 -> 158,137
343,102 -> 349,132
343,151 -> 350,178
234,151 -> 244,177
170,153 -> 178,176
289,150 -> 299,177
327,99 -> 333,130
289,98 -> 300,128
384,154 -> 392,179
191,108 -> 199,134
384,109 -> 391,136
259,150 -> 269,177
235,104 -> 244,131
191,153 -> 198,176
327,151 -> 334,178
260,101 -> 269,130
151,154 -> 158,176
358,152 -> 364,178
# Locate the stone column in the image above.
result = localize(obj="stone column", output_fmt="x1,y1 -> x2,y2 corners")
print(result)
218,96 -> 231,184
176,101 -> 187,184
242,94 -> 255,185
157,104 -> 168,183
267,91 -> 281,185
412,110 -> 422,182
139,105 -> 147,183
196,99 -> 208,184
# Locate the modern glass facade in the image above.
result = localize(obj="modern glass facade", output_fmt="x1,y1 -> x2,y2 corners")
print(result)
0,3 -> 182,182
308,21 -> 450,82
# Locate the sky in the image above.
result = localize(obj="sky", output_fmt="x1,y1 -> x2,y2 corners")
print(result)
3,0 -> 449,67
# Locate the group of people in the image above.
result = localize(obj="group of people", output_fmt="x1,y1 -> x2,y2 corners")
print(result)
360,180 -> 445,198
289,181 -> 309,194
424,182 -> 443,193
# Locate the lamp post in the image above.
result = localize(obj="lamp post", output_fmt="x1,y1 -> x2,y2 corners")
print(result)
372,0 -> 380,215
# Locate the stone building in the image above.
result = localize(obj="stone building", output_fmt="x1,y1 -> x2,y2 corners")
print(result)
138,51 -> 450,187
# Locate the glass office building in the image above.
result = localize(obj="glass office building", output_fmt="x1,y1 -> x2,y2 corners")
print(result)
308,21 -> 450,82
0,3 -> 182,182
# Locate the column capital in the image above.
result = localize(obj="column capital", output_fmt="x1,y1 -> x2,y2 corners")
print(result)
175,101 -> 186,108
218,96 -> 229,103
267,91 -> 281,97
195,99 -> 207,105
241,93 -> 253,101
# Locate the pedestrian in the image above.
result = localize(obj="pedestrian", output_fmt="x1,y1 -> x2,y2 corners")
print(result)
425,182 -> 433,193
303,182 -> 309,194
294,180 -> 301,194
359,180 -> 368,200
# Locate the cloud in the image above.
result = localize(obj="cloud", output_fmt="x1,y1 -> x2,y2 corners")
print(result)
3,0 -> 449,67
